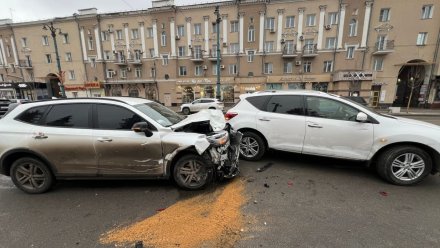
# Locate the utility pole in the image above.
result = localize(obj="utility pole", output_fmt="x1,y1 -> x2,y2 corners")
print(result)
43,22 -> 66,98
214,6 -> 221,100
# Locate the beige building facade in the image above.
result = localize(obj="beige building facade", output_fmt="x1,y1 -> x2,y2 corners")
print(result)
0,0 -> 439,108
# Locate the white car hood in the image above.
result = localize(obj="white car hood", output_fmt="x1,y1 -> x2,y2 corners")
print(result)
394,116 -> 440,130
170,109 -> 226,131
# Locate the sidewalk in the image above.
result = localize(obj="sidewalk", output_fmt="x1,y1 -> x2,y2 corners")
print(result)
377,107 -> 440,116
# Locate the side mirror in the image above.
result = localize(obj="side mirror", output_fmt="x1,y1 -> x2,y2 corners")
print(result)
356,112 -> 368,122
132,122 -> 153,137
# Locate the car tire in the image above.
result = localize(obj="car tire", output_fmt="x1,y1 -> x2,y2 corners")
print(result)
239,131 -> 266,161
376,145 -> 432,186
10,157 -> 54,194
173,154 -> 214,190
182,107 -> 190,115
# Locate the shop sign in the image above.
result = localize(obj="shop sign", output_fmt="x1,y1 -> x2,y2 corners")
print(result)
333,71 -> 374,81
177,78 -> 233,84
85,81 -> 101,89
0,83 -> 13,88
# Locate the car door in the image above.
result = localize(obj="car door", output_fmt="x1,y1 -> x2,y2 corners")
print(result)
92,103 -> 164,176
191,100 -> 201,112
256,95 -> 306,153
29,103 -> 97,176
302,96 -> 374,160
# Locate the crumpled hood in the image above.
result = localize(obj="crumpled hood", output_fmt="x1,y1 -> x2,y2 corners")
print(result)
170,109 -> 226,131
394,116 -> 440,130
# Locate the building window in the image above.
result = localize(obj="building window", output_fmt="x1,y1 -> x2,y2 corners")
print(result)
161,32 -> 166,47
179,66 -> 187,76
312,83 -> 328,92
146,28 -> 154,38
417,32 -> 428,45
62,33 -> 69,44
88,36 -> 94,50
149,48 -> 155,58
328,12 -> 338,25
46,54 -> 52,63
42,35 -> 49,46
379,8 -> 391,22
284,62 -> 293,74
248,26 -> 255,42
101,31 -> 109,41
68,70 -> 75,80
116,30 -> 123,40
264,63 -> 273,74
229,64 -> 237,75
104,51 -> 111,60
177,25 -> 185,37
306,14 -> 316,26
194,23 -> 202,35
325,37 -> 336,49
346,46 -> 355,59
421,5 -> 434,19
323,61 -> 333,72
211,45 -> 219,57
65,52 -> 72,62
230,21 -> 239,32
229,43 -> 239,54
195,65 -> 203,76
106,69 -> 115,78
135,67 -> 142,78
303,61 -> 312,73
286,16 -> 295,28
264,41 -> 274,52
373,58 -> 384,71
6,46 -> 10,57
21,38 -> 27,47
128,87 -> 139,97
120,69 -> 127,78
134,50 -> 142,60
265,17 -> 275,30
212,22 -> 219,33
213,65 -> 218,76
247,50 -> 255,62
0,74 -> 4,81
349,19 -> 357,37
162,54 -> 169,65
131,29 -> 139,39
177,46 -> 185,57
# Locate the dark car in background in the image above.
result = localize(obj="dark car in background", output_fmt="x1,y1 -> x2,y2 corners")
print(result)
0,99 -> 12,117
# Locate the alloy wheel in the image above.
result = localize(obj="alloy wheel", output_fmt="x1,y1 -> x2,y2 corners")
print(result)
178,160 -> 208,188
240,136 -> 259,158
14,163 -> 47,191
391,153 -> 425,181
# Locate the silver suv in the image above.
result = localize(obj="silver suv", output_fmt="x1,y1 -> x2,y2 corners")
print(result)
0,97 -> 240,193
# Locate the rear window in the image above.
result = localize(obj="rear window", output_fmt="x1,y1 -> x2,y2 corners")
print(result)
44,104 -> 91,128
266,95 -> 304,115
245,96 -> 271,110
16,106 -> 49,124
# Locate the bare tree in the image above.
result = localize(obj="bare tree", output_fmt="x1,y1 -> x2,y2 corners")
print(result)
405,65 -> 425,113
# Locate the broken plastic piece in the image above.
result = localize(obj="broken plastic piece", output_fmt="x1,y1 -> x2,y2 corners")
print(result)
379,191 -> 388,196
287,181 -> 293,187
264,183 -> 270,188
156,208 -> 167,212
256,162 -> 273,172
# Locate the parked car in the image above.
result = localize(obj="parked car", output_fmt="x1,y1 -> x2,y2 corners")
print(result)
0,97 -> 241,194
342,96 -> 368,106
0,99 -> 11,117
180,98 -> 224,115
226,90 -> 440,186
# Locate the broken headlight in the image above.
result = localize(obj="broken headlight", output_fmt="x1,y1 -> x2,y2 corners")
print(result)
206,130 -> 229,147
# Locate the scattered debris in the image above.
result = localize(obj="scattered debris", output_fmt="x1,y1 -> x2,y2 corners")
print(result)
253,200 -> 258,204
379,191 -> 388,196
263,183 -> 270,188
134,241 -> 143,248
155,208 -> 166,212
257,163 -> 273,173
246,177 -> 255,183
287,181 -> 293,187
263,222 -> 267,226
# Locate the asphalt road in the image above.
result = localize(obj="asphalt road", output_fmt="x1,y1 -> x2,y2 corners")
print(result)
1,115 -> 440,248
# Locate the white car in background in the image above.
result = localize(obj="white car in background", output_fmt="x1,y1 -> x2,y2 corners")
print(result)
180,98 -> 224,115
226,90 -> 440,186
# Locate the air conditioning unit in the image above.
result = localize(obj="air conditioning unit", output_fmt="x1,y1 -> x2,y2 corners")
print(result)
222,42 -> 227,47
220,65 -> 225,69
299,36 -> 304,41
127,67 -> 131,72
280,39 -> 285,44
203,65 -> 208,70
295,60 -> 302,66
270,28 -> 276,33
175,35 -> 180,40
324,25 -> 331,30
112,71 -> 117,75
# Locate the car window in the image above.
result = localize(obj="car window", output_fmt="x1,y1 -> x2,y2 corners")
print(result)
135,102 -> 185,127
201,100 -> 214,103
306,96 -> 359,121
266,95 -> 304,115
246,96 -> 271,110
15,106 -> 49,124
192,100 -> 201,104
96,104 -> 149,130
44,104 -> 91,128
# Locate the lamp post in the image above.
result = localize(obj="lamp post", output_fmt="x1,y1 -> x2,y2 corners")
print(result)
43,22 -> 66,98
214,6 -> 221,100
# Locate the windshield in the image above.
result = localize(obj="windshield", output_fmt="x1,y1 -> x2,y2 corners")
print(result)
135,102 -> 185,127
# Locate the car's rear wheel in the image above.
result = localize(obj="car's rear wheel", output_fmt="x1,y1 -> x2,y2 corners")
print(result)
239,131 -> 266,161
10,157 -> 54,194
182,107 -> 190,115
173,154 -> 213,190
376,145 -> 432,185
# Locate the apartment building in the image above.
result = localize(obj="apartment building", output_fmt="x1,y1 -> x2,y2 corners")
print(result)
0,0 -> 439,108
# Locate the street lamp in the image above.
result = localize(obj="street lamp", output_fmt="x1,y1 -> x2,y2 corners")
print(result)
214,6 -> 221,100
42,22 -> 66,98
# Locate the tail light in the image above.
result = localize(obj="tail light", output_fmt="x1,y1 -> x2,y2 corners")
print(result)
224,112 -> 238,121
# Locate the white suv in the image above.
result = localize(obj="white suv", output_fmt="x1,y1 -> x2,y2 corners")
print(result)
180,98 -> 224,115
226,91 -> 440,185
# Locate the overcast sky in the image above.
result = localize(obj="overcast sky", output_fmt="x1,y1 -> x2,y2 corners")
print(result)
0,0 -> 227,23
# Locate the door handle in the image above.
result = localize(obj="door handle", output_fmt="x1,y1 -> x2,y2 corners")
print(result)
97,137 -> 113,142
32,132 -> 48,139
258,118 -> 270,122
307,123 -> 323,128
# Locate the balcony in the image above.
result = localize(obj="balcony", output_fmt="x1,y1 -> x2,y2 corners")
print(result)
128,58 -> 142,65
373,40 -> 395,55
208,49 -> 221,61
282,46 -> 297,58
114,55 -> 127,65
19,59 -> 33,69
190,51 -> 204,62
302,44 -> 318,57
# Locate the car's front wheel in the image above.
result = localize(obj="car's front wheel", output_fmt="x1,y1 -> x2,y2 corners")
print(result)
377,145 -> 432,185
173,154 -> 213,190
182,107 -> 190,115
10,157 -> 54,194
239,131 -> 266,161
